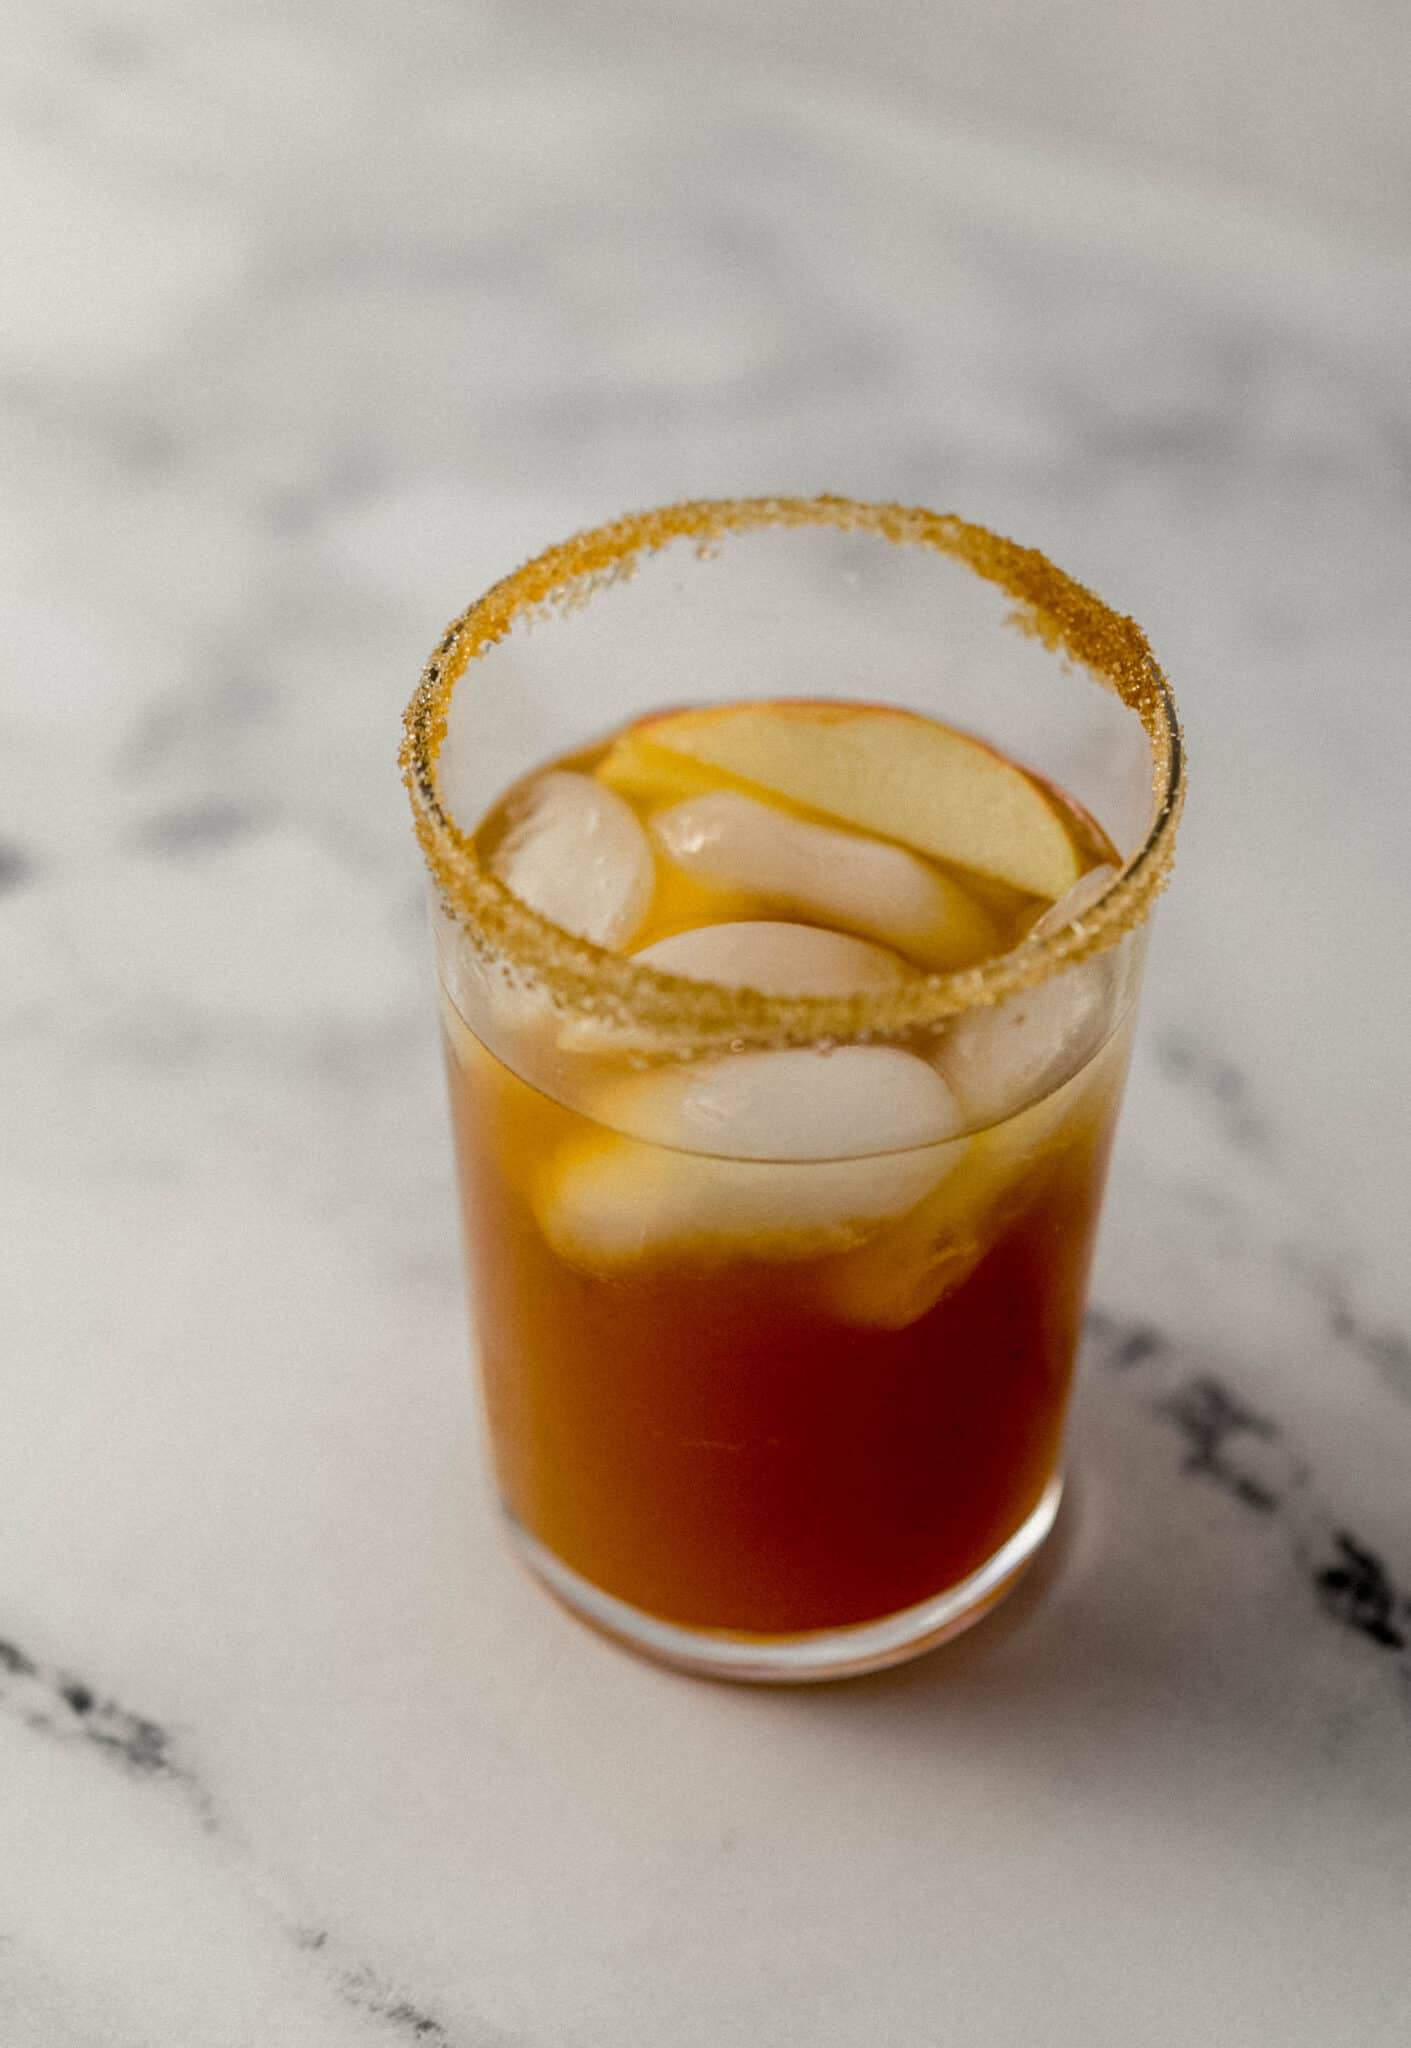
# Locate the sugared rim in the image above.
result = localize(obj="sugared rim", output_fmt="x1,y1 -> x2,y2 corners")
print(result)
401,495 -> 1184,1050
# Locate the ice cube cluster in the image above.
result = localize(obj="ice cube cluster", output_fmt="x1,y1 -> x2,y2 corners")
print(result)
449,751 -> 1120,1289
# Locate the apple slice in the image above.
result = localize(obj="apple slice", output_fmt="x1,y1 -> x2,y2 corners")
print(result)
632,701 -> 1082,900
595,731 -> 735,810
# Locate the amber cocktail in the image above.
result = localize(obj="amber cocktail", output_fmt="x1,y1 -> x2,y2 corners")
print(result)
403,499 -> 1183,1681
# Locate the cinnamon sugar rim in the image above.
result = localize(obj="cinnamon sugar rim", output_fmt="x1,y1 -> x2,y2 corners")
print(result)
401,495 -> 1184,1051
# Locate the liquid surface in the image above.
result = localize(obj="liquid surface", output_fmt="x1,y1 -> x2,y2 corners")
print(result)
442,699 -> 1130,1635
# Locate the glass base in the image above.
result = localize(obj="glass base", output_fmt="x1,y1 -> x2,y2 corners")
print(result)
504,1476 -> 1062,1684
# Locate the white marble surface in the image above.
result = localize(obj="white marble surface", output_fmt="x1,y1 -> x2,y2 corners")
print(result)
4,4 -> 1411,2042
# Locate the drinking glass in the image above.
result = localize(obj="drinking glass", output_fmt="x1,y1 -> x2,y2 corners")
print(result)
402,497 -> 1184,1682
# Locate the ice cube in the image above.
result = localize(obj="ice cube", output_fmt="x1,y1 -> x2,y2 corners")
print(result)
822,1155 -> 996,1330
938,960 -> 1112,1129
594,1045 -> 962,1158
492,771 -> 654,950
822,1070 -> 1088,1329
1028,863 -> 1118,942
633,919 -> 910,995
535,1046 -> 965,1271
556,922 -> 912,1058
650,792 -> 997,968
931,862 -> 1120,1129
826,1025 -> 1131,1329
832,989 -> 1132,1328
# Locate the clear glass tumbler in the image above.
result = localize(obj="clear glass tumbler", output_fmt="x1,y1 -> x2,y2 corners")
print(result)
402,497 -> 1184,1682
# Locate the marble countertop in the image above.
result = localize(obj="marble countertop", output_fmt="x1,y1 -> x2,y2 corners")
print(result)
4,4 -> 1410,2042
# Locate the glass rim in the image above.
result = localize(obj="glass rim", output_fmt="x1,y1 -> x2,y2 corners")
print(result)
401,495 -> 1185,1051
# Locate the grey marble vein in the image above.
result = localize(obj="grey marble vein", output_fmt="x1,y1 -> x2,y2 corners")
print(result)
0,1626 -> 508,2043
1088,1310 -> 1411,1705
0,1632 -> 204,1807
1153,1030 -> 1276,1161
